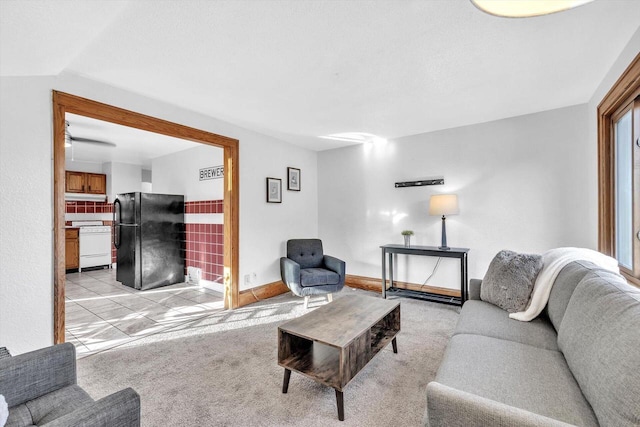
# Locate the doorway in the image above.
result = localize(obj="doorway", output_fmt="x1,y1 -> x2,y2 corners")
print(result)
53,91 -> 240,345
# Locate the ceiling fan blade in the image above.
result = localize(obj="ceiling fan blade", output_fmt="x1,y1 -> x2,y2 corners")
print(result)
70,136 -> 117,147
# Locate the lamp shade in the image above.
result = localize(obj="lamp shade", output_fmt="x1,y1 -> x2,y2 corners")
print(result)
429,194 -> 459,216
470,0 -> 593,18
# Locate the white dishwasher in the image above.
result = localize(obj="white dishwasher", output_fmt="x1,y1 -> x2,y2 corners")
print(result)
73,221 -> 112,271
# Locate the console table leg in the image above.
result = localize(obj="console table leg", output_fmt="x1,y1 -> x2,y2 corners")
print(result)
335,389 -> 344,421
282,369 -> 291,394
392,337 -> 398,354
381,249 -> 387,299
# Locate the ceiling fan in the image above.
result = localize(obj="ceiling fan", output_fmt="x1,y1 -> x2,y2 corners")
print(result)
65,120 -> 117,148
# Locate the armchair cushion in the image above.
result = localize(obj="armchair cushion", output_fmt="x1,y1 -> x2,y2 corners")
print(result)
24,385 -> 93,426
287,239 -> 324,269
1,343 -> 140,427
300,268 -> 340,287
0,343 -> 76,408
43,388 -> 140,427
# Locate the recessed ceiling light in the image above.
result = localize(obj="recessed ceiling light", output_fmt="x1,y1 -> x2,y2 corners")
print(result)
470,0 -> 594,18
319,132 -> 387,144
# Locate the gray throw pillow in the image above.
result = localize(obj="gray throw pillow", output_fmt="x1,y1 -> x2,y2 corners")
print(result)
480,250 -> 543,313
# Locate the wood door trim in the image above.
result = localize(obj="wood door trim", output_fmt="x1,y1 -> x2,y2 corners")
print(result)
597,53 -> 640,257
52,91 -> 241,344
597,53 -> 640,288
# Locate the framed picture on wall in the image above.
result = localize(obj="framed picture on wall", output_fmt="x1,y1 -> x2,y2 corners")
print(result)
266,177 -> 282,203
287,167 -> 301,191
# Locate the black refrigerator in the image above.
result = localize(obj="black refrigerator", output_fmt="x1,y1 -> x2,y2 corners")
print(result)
114,192 -> 185,290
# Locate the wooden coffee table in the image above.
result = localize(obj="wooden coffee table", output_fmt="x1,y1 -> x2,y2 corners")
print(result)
278,294 -> 401,421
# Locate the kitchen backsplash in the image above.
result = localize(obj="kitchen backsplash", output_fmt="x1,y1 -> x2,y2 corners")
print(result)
66,201 -> 113,214
184,200 -> 223,214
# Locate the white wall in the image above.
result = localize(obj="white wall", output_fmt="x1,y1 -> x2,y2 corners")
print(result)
152,145 -> 224,202
66,160 -> 104,174
0,77 -> 55,354
318,105 -> 592,290
0,72 -> 318,354
103,161 -> 142,202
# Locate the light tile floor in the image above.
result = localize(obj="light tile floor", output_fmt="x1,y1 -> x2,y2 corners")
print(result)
65,268 -> 224,358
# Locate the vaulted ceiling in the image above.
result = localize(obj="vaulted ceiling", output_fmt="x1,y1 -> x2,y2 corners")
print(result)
1,0 -> 639,151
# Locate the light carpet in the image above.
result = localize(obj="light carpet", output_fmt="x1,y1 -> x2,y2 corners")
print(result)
77,287 -> 459,426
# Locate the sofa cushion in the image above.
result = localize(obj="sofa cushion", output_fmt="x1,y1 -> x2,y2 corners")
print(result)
435,334 -> 598,426
546,260 -> 598,332
300,268 -> 340,287
454,300 -> 558,351
480,250 -> 542,313
558,269 -> 640,427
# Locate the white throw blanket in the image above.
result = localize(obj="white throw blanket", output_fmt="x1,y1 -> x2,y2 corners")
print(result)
509,247 -> 620,322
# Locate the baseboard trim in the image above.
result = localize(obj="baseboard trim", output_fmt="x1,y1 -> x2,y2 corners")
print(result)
345,274 -> 460,298
238,281 -> 289,307
237,274 -> 460,308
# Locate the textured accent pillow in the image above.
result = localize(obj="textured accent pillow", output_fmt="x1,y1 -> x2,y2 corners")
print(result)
480,250 -> 543,313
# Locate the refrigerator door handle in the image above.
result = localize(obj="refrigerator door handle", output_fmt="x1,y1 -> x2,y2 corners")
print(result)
113,198 -> 121,249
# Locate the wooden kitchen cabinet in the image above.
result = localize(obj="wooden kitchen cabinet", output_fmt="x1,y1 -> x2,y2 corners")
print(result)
65,171 -> 86,193
86,173 -> 106,194
65,228 -> 79,270
65,171 -> 106,194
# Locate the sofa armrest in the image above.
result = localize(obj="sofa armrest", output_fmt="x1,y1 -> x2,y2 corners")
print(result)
425,382 -> 574,427
323,255 -> 346,286
44,387 -> 140,427
280,257 -> 301,292
0,343 -> 76,407
468,279 -> 482,301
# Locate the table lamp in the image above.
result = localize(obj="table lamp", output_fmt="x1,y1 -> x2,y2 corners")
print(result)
429,194 -> 459,250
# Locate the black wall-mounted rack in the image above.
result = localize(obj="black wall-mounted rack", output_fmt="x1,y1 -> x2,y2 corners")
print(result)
395,178 -> 444,188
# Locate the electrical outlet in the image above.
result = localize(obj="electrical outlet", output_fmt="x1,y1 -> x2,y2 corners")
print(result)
244,273 -> 257,285
187,267 -> 202,284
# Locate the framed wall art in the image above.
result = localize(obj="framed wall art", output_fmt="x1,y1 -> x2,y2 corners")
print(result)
287,167 -> 301,191
266,177 -> 282,203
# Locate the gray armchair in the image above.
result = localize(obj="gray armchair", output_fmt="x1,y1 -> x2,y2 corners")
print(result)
0,343 -> 140,427
280,239 -> 346,308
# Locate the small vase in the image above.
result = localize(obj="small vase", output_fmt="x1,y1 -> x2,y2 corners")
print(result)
403,235 -> 411,247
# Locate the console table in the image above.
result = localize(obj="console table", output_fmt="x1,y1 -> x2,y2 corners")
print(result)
380,244 -> 469,306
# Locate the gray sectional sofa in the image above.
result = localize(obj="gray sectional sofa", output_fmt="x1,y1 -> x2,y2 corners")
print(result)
424,260 -> 640,426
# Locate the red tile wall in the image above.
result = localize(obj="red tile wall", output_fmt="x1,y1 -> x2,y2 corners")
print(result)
65,201 -> 113,214
184,200 -> 223,214
184,223 -> 224,282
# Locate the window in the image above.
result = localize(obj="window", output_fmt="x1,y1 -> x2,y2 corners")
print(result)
598,53 -> 640,286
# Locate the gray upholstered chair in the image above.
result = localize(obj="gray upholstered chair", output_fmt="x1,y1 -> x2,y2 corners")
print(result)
280,239 -> 346,308
0,343 -> 140,427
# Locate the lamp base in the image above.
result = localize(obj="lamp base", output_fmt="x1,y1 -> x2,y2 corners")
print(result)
439,216 -> 450,251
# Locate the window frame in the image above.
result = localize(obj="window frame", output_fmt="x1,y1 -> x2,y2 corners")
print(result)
598,53 -> 640,286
